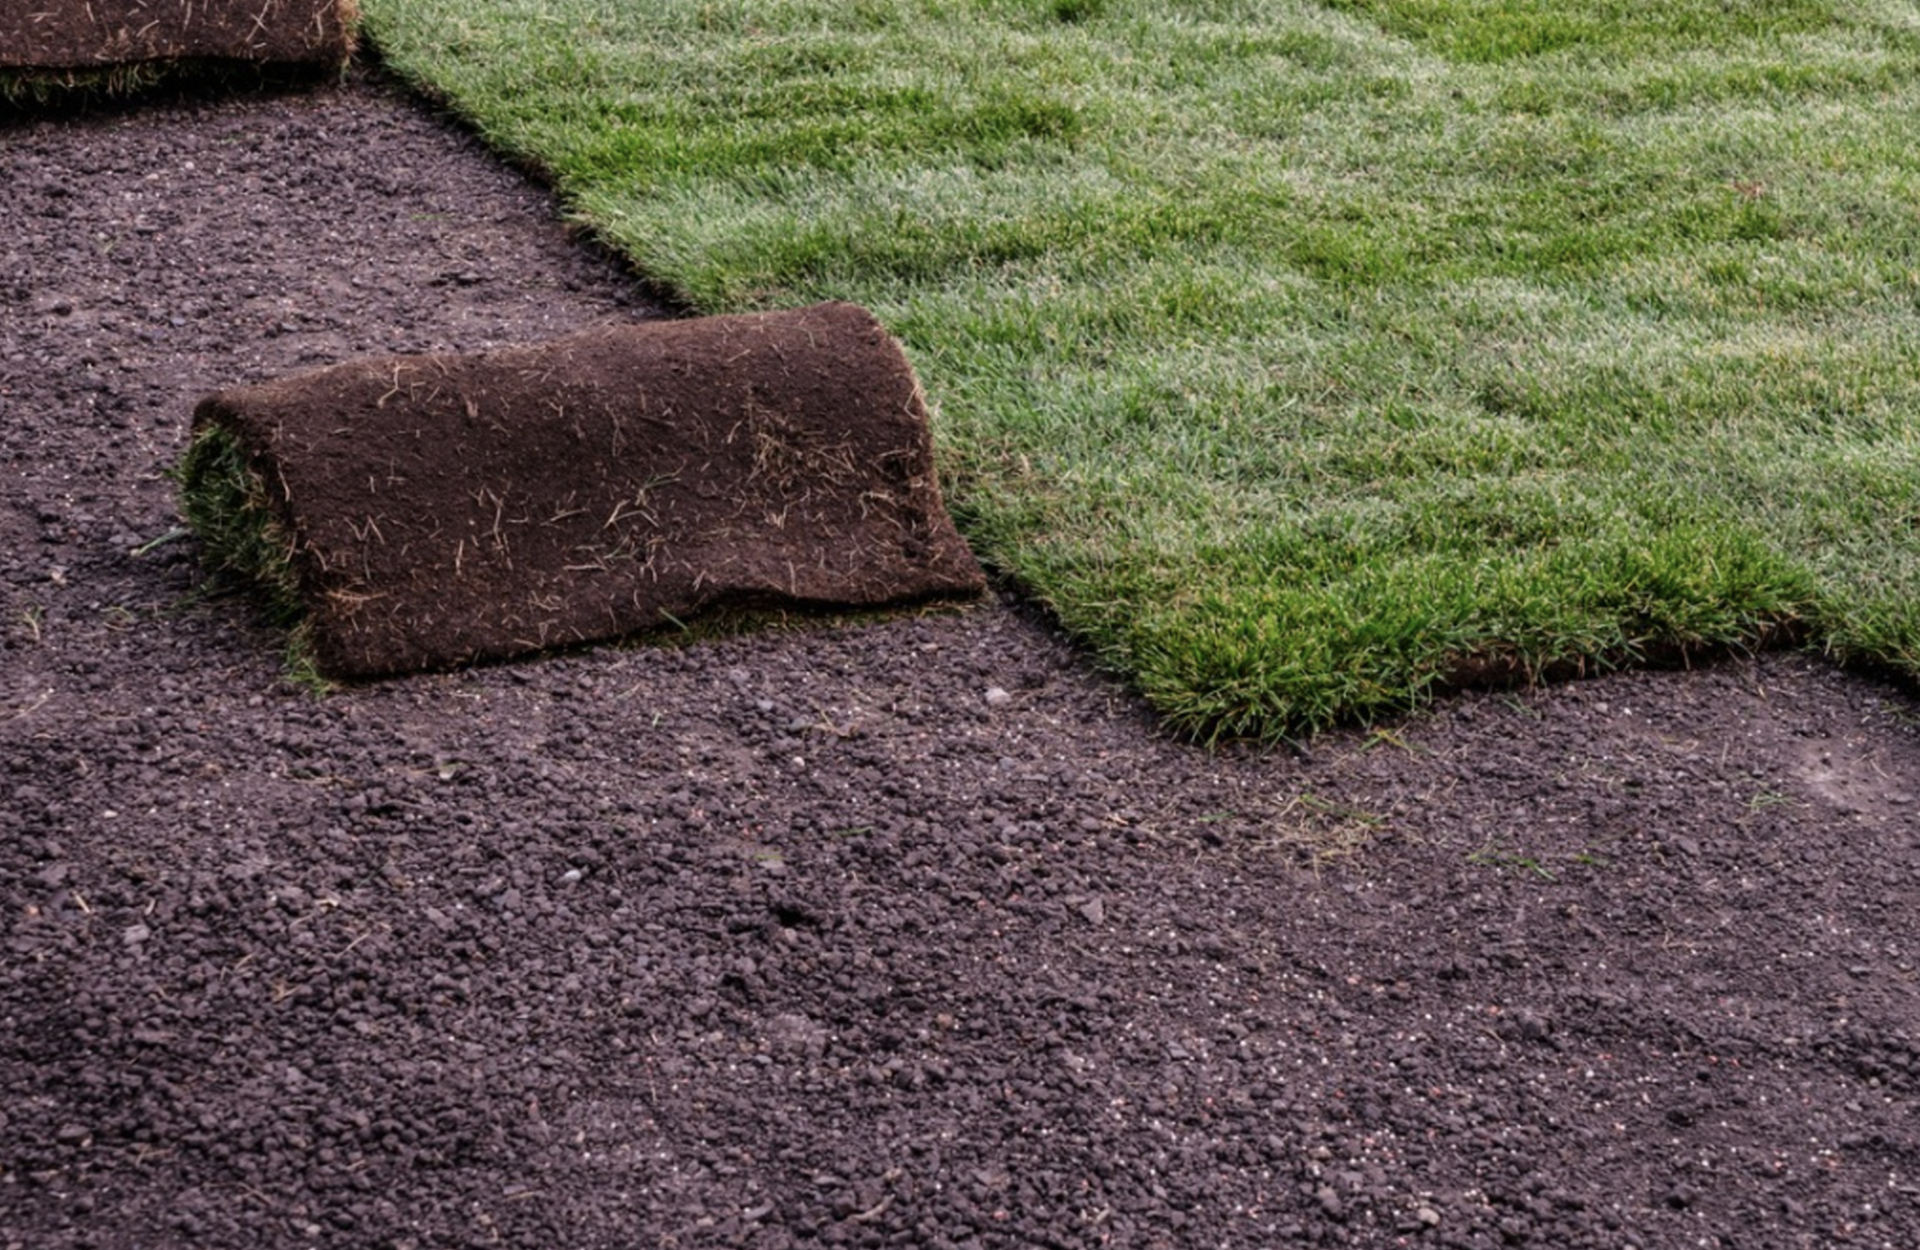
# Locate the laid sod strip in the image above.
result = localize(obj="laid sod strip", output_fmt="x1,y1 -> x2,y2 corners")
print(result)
363,0 -> 1920,737
180,302 -> 985,679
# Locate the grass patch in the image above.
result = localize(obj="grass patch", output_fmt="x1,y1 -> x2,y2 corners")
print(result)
0,63 -> 175,107
0,59 -> 351,111
354,0 -> 1920,738
1320,0 -> 1841,64
174,424 -> 327,687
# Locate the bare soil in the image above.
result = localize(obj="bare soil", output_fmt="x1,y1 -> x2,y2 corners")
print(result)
4,67 -> 1919,1250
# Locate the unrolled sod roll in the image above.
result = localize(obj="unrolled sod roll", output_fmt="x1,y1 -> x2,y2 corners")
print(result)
1,0 -> 357,76
183,302 -> 987,678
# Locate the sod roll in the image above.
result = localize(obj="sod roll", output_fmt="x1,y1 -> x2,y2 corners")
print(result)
185,302 -> 987,678
1,0 -> 357,73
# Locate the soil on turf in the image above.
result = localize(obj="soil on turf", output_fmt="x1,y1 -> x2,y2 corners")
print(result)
3,65 -> 1919,1250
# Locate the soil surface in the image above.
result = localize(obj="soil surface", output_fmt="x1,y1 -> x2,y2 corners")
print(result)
5,67 -> 1920,1250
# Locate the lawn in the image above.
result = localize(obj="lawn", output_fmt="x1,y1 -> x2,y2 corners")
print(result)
359,0 -> 1920,739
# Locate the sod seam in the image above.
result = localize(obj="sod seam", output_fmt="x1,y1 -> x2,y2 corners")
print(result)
340,1 -> 1920,736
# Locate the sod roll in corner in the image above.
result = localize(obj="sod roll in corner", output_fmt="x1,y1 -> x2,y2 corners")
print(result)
184,302 -> 988,678
1,0 -> 357,75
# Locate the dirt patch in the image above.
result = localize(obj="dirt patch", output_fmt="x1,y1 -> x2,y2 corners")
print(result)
186,303 -> 984,677
3,65 -> 1919,1250
0,0 -> 356,74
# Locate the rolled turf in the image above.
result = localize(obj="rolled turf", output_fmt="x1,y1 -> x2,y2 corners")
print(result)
1,0 -> 358,68
1,0 -> 357,99
181,302 -> 986,678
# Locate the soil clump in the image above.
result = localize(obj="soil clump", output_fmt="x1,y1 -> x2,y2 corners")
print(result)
3,65 -> 1919,1250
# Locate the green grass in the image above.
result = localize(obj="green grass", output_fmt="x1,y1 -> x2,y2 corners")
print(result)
176,426 -> 304,629
0,60 -> 351,109
358,0 -> 1920,738
0,63 -> 173,106
174,424 -> 329,689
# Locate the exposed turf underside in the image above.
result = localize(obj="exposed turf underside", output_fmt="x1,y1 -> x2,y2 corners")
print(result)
0,0 -> 358,105
179,304 -> 985,680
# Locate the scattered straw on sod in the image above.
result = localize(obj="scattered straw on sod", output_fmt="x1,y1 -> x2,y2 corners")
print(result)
0,0 -> 358,103
360,0 -> 1920,738
180,304 -> 984,680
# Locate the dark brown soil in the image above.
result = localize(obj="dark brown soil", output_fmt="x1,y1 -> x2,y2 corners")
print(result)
5,67 -> 1920,1250
0,0 -> 355,73
193,301 -> 983,678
